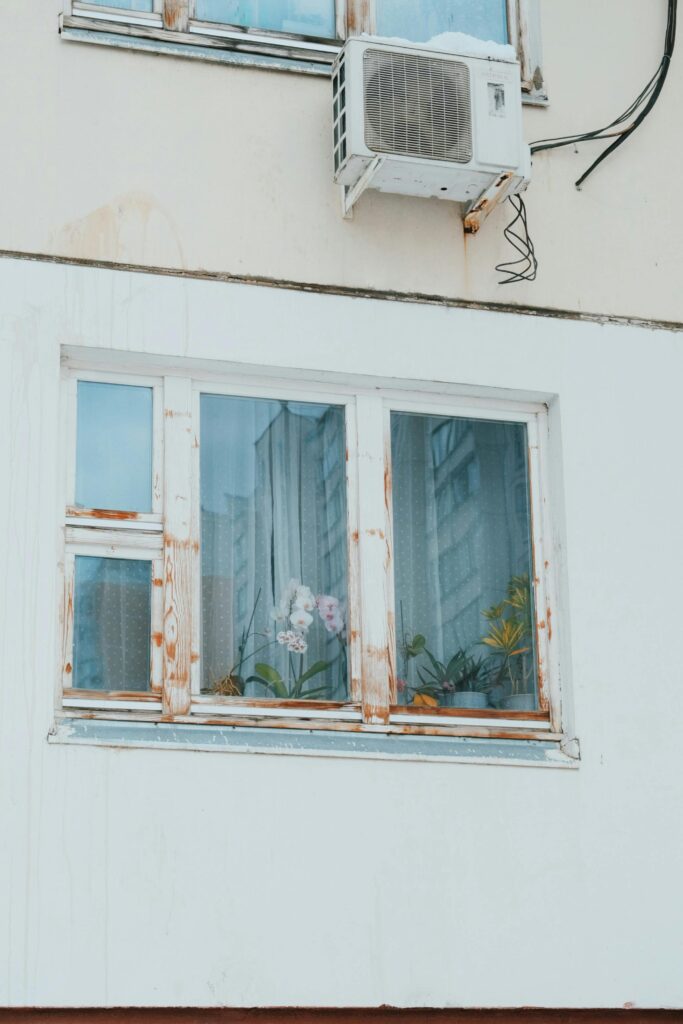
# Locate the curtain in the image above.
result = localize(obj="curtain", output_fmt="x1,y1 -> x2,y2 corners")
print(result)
391,412 -> 534,702
200,395 -> 348,700
72,556 -> 152,692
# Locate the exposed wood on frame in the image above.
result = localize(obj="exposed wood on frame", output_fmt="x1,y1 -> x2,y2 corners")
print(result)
162,376 -> 194,717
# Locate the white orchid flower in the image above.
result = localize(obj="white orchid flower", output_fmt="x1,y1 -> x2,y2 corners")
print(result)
290,609 -> 313,631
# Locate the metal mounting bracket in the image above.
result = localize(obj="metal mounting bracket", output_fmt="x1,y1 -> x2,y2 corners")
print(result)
463,170 -> 515,235
340,155 -> 385,219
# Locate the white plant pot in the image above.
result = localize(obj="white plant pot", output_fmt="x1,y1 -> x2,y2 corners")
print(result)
501,693 -> 536,712
443,691 -> 489,709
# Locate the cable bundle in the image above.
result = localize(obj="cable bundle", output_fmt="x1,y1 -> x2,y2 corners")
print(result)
495,195 -> 538,284
530,0 -> 677,189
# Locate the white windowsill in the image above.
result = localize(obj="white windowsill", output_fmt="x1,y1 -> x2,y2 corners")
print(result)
49,717 -> 580,768
59,20 -> 548,102
60,22 -> 334,76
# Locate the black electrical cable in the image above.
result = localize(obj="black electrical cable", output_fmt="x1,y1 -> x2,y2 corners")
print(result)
530,0 -> 677,189
496,195 -> 537,284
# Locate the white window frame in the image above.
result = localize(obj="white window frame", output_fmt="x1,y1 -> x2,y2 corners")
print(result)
60,0 -> 545,99
59,361 -> 563,744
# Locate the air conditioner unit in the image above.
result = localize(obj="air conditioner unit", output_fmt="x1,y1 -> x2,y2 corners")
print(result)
332,36 -> 531,228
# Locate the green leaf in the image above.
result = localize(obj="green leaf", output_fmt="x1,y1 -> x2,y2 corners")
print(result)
425,650 -> 446,678
254,662 -> 282,684
445,651 -> 467,680
299,684 -> 330,700
407,634 -> 426,657
251,663 -> 288,699
298,660 -> 330,684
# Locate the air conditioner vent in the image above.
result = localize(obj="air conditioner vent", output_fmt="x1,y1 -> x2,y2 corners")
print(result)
363,49 -> 472,164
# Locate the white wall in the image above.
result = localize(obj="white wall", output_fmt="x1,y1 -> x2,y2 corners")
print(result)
0,2 -> 682,322
1,255 -> 682,1008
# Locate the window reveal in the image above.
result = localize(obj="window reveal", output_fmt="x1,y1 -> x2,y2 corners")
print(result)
61,367 -> 558,741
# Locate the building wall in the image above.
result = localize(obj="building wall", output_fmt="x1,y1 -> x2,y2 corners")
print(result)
0,1 -> 681,322
1,256 -> 683,1008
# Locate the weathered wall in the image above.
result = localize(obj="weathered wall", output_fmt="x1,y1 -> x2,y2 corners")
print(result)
0,1 -> 681,321
1,256 -> 682,1008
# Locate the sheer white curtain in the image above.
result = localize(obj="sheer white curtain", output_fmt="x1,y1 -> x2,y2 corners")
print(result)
73,556 -> 151,692
201,395 -> 347,699
391,412 -> 535,701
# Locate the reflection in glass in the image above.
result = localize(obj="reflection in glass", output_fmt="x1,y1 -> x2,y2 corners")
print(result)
201,395 -> 348,701
196,0 -> 335,37
72,557 -> 152,692
392,412 -> 537,712
376,0 -> 508,44
75,382 -> 153,513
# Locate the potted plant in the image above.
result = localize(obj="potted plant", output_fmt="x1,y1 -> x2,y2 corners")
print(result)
480,574 -> 536,711
221,579 -> 345,701
416,647 -> 489,709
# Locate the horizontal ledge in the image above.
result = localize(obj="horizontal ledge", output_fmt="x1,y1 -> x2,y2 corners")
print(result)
60,22 -> 332,76
49,718 -> 578,768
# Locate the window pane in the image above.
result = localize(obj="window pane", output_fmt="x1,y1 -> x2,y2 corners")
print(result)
392,412 -> 538,712
376,0 -> 508,44
75,382 -> 153,513
72,556 -> 152,692
85,0 -> 153,10
201,394 -> 348,701
195,0 -> 335,38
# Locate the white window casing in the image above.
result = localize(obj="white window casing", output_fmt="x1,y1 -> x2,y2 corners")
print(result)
59,360 -> 567,753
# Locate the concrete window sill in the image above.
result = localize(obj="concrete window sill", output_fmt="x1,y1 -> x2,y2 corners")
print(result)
49,718 -> 579,768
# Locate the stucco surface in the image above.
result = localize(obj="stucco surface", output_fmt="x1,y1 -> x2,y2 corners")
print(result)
1,257 -> 682,1007
0,2 -> 681,321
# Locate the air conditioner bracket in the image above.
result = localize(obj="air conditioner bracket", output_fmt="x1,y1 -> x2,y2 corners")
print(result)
341,155 -> 385,219
463,171 -> 515,235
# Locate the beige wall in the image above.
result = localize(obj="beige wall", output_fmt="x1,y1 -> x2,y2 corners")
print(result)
1,2 -> 681,319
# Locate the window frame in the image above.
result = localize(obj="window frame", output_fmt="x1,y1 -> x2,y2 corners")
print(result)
60,0 -> 545,100
59,361 -> 563,744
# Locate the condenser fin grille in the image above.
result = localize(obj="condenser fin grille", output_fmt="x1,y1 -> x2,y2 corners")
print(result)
363,49 -> 472,163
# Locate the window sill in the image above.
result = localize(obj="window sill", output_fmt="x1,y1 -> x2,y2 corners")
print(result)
49,717 -> 579,768
58,17 -> 548,103
59,18 -> 334,76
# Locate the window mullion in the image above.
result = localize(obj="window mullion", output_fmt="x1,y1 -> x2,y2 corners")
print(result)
163,0 -> 189,32
355,395 -> 392,725
346,0 -> 375,36
162,375 -> 194,718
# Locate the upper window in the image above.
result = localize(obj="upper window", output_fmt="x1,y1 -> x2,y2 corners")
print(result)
61,0 -> 544,97
60,364 -> 560,744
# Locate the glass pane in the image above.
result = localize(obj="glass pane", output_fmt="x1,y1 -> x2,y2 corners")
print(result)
85,0 -> 153,9
72,556 -> 152,692
75,382 -> 153,513
376,0 -> 508,44
201,394 -> 348,701
195,0 -> 335,38
392,412 -> 537,712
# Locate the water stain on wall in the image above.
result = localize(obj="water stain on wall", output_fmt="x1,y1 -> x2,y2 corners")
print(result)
52,192 -> 185,269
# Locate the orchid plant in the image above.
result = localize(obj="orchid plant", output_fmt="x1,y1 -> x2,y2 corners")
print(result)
246,579 -> 347,700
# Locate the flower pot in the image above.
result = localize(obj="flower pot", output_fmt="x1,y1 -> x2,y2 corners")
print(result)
442,691 -> 489,709
501,693 -> 536,712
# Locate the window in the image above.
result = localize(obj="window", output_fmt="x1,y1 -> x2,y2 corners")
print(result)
60,0 -> 544,98
60,363 -> 561,744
